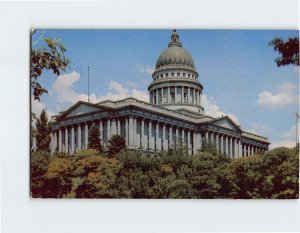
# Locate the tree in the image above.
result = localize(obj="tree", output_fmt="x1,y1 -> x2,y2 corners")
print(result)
88,125 -> 103,153
35,109 -> 51,152
223,155 -> 264,199
108,135 -> 126,156
269,37 -> 299,67
31,33 -> 70,101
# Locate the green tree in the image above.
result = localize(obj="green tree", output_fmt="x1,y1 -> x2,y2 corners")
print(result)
74,155 -> 123,198
35,109 -> 51,152
269,37 -> 299,67
31,33 -> 70,101
261,147 -> 299,199
88,124 -> 103,153
223,155 -> 264,199
108,135 -> 126,156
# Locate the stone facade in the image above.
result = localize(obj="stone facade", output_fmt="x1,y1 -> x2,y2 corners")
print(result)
50,30 -> 270,157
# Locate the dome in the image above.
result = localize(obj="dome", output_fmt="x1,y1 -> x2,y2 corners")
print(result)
155,30 -> 195,70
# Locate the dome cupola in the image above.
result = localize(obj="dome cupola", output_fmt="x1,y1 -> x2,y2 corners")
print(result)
148,30 -> 204,114
155,30 -> 196,72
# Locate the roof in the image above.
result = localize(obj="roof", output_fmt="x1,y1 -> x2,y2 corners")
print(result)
155,30 -> 196,71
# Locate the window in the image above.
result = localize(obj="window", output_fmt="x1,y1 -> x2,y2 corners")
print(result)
161,74 -> 163,78
188,74 -> 190,78
177,72 -> 180,76
166,73 -> 169,78
171,87 -> 175,103
171,73 -> 174,77
183,73 -> 186,77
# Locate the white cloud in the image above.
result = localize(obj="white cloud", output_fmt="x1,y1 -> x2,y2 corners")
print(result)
270,125 -> 297,149
136,65 -> 155,75
31,96 -> 56,120
52,71 -> 149,104
202,94 -> 240,125
99,80 -> 149,102
52,71 -> 99,104
258,82 -> 298,108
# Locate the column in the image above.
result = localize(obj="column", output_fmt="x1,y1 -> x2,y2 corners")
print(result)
111,118 -> 117,135
234,138 -> 238,158
225,136 -> 229,155
182,86 -> 184,102
50,132 -> 55,154
238,139 -> 242,158
128,116 -> 134,148
58,128 -> 62,152
188,87 -> 190,103
197,132 -> 202,151
176,127 -> 179,142
193,132 -> 197,155
163,124 -> 168,151
205,131 -> 209,143
181,129 -> 185,144
107,118 -> 111,142
156,122 -> 160,150
54,131 -> 58,152
193,88 -> 196,104
199,92 -> 202,106
248,144 -> 251,156
65,127 -> 69,153
133,117 -> 137,148
169,126 -> 173,147
71,126 -> 75,154
99,121 -> 103,142
156,89 -> 159,105
251,145 -> 254,155
77,124 -> 81,151
220,135 -> 224,153
125,117 -> 129,145
84,123 -> 88,148
117,119 -> 121,135
210,131 -> 214,145
141,119 -> 145,149
229,137 -> 233,158
187,130 -> 191,154
168,87 -> 171,104
149,121 -> 153,149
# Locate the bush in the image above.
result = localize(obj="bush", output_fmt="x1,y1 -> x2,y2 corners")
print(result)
74,155 -> 123,198
40,157 -> 74,198
75,148 -> 99,157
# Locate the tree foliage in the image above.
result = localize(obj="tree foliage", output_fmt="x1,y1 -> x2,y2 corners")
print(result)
269,37 -> 299,67
88,125 -> 103,153
30,146 -> 299,199
31,34 -> 70,101
35,109 -> 51,152
108,135 -> 126,157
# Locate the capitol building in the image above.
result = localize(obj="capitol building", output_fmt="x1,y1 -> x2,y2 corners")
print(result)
50,30 -> 270,157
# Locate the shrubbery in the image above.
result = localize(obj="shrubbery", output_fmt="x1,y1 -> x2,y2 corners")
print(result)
30,146 -> 299,199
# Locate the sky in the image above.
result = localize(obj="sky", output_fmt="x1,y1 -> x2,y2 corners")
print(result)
31,29 -> 299,149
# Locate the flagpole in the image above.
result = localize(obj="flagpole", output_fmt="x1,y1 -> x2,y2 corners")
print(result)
88,66 -> 90,103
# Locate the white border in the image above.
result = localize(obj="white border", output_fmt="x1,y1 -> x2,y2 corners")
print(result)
0,1 -> 299,232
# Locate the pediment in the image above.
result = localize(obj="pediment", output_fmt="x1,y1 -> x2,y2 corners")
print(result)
211,117 -> 240,131
59,102 -> 103,119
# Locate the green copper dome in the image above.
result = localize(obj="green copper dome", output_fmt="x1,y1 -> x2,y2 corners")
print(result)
155,30 -> 195,70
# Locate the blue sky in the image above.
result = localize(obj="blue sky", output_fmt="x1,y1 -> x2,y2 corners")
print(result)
31,29 -> 299,148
